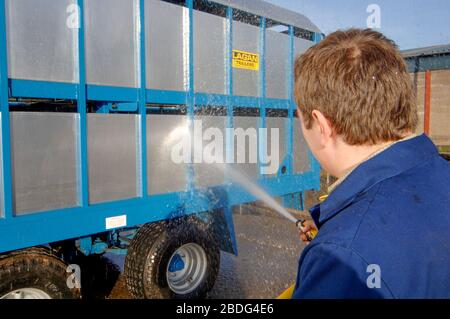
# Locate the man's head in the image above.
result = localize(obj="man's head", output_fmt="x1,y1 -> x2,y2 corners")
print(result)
294,28 -> 417,176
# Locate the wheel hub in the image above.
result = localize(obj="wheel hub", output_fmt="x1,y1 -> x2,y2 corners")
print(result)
166,243 -> 208,295
1,288 -> 51,299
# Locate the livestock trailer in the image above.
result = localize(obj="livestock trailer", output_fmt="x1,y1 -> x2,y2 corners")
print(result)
0,0 -> 321,299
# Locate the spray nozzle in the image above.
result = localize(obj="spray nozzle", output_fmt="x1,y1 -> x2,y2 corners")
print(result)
296,219 -> 318,241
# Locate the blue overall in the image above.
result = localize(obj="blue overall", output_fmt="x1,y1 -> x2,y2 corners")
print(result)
293,134 -> 450,298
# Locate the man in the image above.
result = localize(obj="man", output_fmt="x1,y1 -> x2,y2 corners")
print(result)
293,28 -> 450,298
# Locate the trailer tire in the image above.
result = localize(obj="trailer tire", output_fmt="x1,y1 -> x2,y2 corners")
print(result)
125,220 -> 220,299
0,247 -> 80,299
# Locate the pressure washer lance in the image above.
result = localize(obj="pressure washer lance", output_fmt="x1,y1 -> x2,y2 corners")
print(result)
295,219 -> 318,242
295,194 -> 328,241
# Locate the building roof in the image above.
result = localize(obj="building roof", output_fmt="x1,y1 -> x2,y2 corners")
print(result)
213,0 -> 321,33
402,44 -> 450,58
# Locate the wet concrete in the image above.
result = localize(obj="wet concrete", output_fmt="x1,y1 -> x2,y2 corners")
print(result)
83,205 -> 309,299
208,206 -> 307,298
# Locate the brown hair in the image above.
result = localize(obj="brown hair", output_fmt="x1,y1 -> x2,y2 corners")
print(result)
294,28 -> 417,145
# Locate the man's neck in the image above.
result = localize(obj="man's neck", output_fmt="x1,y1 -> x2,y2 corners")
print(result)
333,143 -> 391,178
332,133 -> 415,178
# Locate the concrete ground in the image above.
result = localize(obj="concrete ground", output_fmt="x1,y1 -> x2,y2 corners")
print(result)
207,206 -> 308,299
79,204 -> 309,299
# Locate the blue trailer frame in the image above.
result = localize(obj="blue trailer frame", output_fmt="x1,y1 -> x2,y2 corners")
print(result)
0,0 -> 321,255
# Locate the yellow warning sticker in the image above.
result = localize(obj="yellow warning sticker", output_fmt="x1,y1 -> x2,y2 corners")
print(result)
232,50 -> 260,71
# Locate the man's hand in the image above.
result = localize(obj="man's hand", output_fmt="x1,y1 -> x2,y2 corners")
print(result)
298,219 -> 318,243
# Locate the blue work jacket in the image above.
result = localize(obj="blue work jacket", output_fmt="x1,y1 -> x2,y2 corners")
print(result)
293,134 -> 450,299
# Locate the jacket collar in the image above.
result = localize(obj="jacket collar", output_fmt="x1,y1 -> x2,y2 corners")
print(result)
310,134 -> 439,226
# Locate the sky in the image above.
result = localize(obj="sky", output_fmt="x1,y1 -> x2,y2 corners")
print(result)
265,0 -> 450,50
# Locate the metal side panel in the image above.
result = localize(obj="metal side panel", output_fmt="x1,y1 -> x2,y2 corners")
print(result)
88,114 -> 139,204
0,113 -> 3,217
193,116 -> 227,188
294,37 -> 314,59
293,38 -> 314,173
147,114 -> 188,195
293,118 -> 310,173
194,10 -> 227,95
266,117 -> 287,176
84,0 -> 139,88
232,116 -> 259,179
266,30 -> 289,99
146,0 -> 187,92
6,0 -> 78,83
233,21 -> 260,97
11,112 -> 79,215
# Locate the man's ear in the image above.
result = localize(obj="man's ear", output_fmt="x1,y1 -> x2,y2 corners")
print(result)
311,110 -> 333,145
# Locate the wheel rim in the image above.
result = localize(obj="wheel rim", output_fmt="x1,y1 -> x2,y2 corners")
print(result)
166,243 -> 208,295
1,288 -> 51,299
